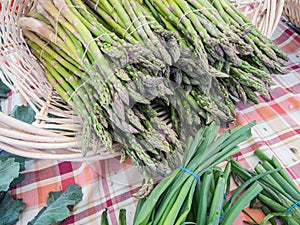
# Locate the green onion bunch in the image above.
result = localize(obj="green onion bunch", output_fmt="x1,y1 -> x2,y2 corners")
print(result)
133,122 -> 267,224
231,149 -> 300,225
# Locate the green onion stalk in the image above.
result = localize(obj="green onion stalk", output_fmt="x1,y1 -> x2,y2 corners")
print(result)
100,208 -> 127,225
231,149 -> 300,225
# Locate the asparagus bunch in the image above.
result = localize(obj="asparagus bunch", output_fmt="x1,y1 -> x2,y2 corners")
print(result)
82,0 -> 240,129
135,0 -> 288,105
82,0 -> 211,81
81,0 -> 288,129
20,0 -> 186,188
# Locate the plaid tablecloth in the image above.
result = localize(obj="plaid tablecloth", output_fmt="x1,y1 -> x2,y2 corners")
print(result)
3,18 -> 300,225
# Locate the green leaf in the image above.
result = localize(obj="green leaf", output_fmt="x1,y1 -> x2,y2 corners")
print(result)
9,174 -> 25,188
0,78 -> 11,99
0,192 -> 26,225
0,151 -> 30,167
10,104 -> 36,124
0,152 -> 31,187
28,183 -> 83,225
0,158 -> 20,192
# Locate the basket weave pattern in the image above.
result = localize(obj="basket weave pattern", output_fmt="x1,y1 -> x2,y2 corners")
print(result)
0,0 -> 122,160
283,0 -> 300,28
0,0 -> 285,160
230,0 -> 285,38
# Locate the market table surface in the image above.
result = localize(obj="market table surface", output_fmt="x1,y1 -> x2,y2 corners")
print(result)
2,18 -> 300,225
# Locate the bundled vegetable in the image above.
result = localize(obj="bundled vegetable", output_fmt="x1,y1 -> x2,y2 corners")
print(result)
139,0 -> 287,101
133,122 -> 269,224
87,0 -> 287,110
231,149 -> 300,225
19,0 -> 289,196
20,0 -> 186,184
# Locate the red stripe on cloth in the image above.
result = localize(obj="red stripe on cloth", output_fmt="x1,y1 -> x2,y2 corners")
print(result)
59,162 -> 74,175
16,171 -> 42,186
233,152 -> 243,158
35,167 -> 59,183
269,87 -> 297,100
273,28 -> 294,45
271,103 -> 286,115
236,96 -> 300,124
111,188 -> 136,204
289,64 -> 300,71
62,214 -> 75,225
240,142 -> 264,155
281,43 -> 300,56
286,165 -> 300,181
285,86 -> 300,94
267,130 -> 299,145
74,206 -> 98,222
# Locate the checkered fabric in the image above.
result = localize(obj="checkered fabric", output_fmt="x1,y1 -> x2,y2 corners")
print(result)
2,18 -> 300,224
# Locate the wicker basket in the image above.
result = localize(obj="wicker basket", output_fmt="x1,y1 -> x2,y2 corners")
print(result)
283,0 -> 300,28
0,0 -> 284,161
0,0 -> 122,161
230,0 -> 285,38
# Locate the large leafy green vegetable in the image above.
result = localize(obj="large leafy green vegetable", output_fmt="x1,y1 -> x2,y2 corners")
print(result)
0,193 -> 26,225
0,158 -> 20,192
0,152 -> 29,187
0,157 -> 26,225
28,183 -> 83,225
